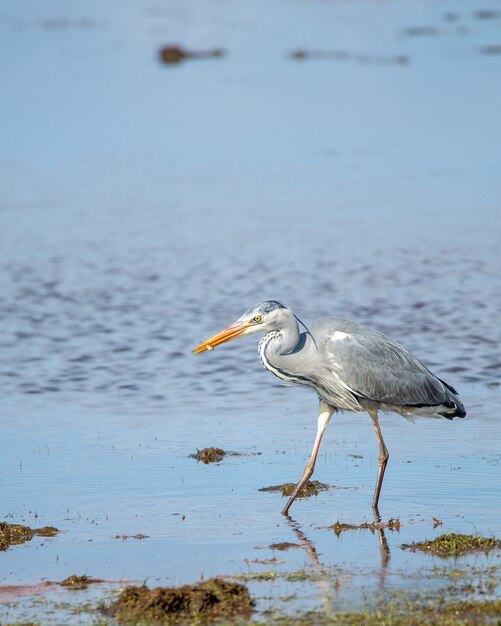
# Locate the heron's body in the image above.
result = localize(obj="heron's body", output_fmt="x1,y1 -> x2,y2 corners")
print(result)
193,301 -> 465,515
258,316 -> 464,420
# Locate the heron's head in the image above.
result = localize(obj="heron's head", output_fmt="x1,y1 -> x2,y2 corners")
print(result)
192,301 -> 288,354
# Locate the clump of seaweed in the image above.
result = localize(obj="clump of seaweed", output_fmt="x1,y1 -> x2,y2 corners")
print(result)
401,533 -> 501,558
259,481 -> 329,498
0,522 -> 59,551
190,447 -> 226,464
331,518 -> 400,536
158,45 -> 224,65
268,542 -> 302,551
60,575 -> 104,589
105,578 -> 253,624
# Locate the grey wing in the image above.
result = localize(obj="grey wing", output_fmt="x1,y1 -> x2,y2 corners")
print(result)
320,322 -> 457,409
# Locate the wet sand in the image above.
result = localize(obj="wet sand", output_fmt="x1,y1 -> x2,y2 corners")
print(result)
0,0 -> 500,623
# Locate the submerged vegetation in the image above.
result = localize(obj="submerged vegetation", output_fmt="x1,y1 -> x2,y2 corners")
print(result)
105,577 -> 253,624
234,568 -> 323,583
331,518 -> 400,535
258,481 -> 329,498
268,542 -> 302,551
401,533 -> 501,558
0,522 -> 59,551
256,599 -> 501,625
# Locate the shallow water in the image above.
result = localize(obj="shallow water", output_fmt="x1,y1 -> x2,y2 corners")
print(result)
0,0 -> 500,622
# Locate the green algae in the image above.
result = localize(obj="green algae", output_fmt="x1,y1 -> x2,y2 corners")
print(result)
0,522 -> 59,551
253,599 -> 501,625
258,481 -> 329,498
105,577 -> 253,624
401,533 -> 501,558
236,571 -> 280,582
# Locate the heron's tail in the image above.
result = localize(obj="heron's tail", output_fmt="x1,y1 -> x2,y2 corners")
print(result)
437,378 -> 466,419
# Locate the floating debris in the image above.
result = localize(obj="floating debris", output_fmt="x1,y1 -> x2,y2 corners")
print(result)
60,575 -> 104,590
401,533 -> 501,557
190,447 -> 226,463
158,45 -> 224,65
331,518 -> 400,536
105,578 -> 253,624
114,533 -> 149,540
290,49 -> 409,65
259,481 -> 329,498
0,522 -> 59,551
268,542 -> 302,551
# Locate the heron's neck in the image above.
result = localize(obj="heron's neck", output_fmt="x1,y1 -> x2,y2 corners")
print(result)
275,314 -> 300,355
258,317 -> 311,386
258,315 -> 300,366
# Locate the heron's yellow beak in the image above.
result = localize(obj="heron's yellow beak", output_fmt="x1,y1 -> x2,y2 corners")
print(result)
192,320 -> 251,354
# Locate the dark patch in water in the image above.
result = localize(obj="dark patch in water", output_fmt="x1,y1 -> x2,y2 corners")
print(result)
402,26 -> 439,36
480,45 -> 501,55
41,18 -> 97,30
114,533 -> 149,540
473,10 -> 501,21
290,49 -> 409,65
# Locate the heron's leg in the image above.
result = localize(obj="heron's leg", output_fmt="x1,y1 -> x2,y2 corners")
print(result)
368,408 -> 389,515
282,400 -> 334,516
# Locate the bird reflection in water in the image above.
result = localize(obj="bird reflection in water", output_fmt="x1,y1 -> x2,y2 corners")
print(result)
282,510 -> 391,597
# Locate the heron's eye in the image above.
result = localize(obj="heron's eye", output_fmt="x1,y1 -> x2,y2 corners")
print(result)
253,315 -> 262,323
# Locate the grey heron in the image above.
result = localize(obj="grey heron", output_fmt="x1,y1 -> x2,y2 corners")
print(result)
192,301 -> 466,516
